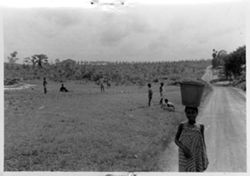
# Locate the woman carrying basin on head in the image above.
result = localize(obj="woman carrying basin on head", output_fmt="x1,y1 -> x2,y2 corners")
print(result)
175,80 -> 209,172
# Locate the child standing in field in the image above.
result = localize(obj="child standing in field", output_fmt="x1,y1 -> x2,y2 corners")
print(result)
159,82 -> 164,105
106,80 -> 111,88
43,77 -> 47,94
100,79 -> 105,92
175,106 -> 208,172
148,83 -> 153,106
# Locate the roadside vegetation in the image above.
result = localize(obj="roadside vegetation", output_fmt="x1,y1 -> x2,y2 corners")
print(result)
211,45 -> 246,91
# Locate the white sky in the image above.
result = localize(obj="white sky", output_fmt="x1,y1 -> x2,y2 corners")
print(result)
2,0 -> 246,63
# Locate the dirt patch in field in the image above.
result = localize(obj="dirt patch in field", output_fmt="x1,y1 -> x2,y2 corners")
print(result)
4,83 -> 36,91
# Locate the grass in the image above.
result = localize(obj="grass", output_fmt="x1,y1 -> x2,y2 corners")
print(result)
5,80 -> 186,171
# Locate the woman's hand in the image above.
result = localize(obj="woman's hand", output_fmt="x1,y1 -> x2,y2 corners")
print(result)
183,147 -> 192,158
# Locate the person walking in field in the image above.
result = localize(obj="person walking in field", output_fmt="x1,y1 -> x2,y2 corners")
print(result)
175,106 -> 209,172
100,79 -> 105,92
159,82 -> 164,105
43,77 -> 47,94
106,80 -> 111,88
148,83 -> 153,107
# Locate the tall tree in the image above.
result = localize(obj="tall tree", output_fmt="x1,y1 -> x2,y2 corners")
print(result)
224,46 -> 245,79
8,51 -> 19,65
31,54 -> 48,68
212,49 -> 227,68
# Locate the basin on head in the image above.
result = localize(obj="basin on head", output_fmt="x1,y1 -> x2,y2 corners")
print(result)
180,80 -> 205,107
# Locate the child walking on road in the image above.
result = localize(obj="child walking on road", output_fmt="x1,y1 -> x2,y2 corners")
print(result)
148,83 -> 153,107
175,106 -> 209,172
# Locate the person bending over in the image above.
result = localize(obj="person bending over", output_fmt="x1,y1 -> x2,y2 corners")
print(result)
60,84 -> 69,92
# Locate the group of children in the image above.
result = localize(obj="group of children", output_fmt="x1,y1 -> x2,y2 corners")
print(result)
43,77 -> 69,94
147,82 -> 175,111
43,77 -> 110,94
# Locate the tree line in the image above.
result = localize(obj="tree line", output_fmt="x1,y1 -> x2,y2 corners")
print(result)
5,52 -> 210,86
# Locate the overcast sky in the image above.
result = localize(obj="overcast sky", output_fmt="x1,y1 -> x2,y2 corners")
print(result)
3,0 -> 246,63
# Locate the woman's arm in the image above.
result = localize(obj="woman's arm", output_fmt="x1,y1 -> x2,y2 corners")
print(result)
201,124 -> 206,147
175,123 -> 192,158
175,124 -> 187,150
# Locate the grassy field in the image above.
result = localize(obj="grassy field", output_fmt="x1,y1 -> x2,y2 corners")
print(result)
5,80 -> 189,171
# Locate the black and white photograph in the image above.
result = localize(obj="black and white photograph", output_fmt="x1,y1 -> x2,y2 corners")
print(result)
1,0 -> 247,175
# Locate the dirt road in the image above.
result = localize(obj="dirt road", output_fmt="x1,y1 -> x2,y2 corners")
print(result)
158,66 -> 246,172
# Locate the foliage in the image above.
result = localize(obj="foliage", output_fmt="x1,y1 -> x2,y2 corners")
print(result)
5,59 -> 211,85
4,78 -> 20,86
5,51 -> 211,86
7,51 -> 19,67
224,46 -> 245,79
24,54 -> 48,69
211,49 -> 227,68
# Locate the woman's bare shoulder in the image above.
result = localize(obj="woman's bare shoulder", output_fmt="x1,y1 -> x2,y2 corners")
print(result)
196,123 -> 205,129
179,122 -> 188,128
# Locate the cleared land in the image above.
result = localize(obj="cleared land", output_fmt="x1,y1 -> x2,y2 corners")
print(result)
5,80 -> 186,171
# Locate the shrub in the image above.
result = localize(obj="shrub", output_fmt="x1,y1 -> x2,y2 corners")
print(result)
4,78 -> 20,85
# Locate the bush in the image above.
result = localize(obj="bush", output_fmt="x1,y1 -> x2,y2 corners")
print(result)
4,78 -> 20,86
